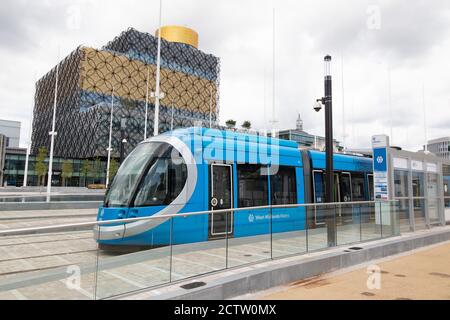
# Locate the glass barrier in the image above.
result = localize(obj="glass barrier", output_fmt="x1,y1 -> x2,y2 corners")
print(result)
428,198 -> 440,225
360,202 -> 382,241
271,206 -> 307,259
0,228 -> 98,300
396,199 -> 411,233
306,205 -> 329,251
0,200 -> 407,300
227,207 -> 271,268
413,199 -> 427,230
336,203 -> 361,246
94,217 -> 171,300
171,212 -> 227,282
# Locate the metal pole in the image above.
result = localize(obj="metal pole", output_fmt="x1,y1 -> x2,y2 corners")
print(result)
153,0 -> 163,137
388,67 -> 393,143
46,63 -> 59,197
209,85 -> 213,128
422,84 -> 428,152
24,76 -> 36,187
171,96 -> 174,131
341,53 -> 346,150
144,65 -> 150,140
271,8 -> 277,128
106,87 -> 114,188
324,55 -> 335,247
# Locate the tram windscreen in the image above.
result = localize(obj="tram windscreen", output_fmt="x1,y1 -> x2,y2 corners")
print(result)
104,142 -> 162,207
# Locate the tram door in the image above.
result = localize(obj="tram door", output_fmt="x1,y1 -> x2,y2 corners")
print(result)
339,172 -> 353,223
209,164 -> 233,239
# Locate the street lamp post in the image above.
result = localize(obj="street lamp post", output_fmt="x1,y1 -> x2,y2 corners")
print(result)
153,0 -> 163,137
120,117 -> 128,163
105,87 -> 115,189
315,55 -> 335,247
46,63 -> 59,199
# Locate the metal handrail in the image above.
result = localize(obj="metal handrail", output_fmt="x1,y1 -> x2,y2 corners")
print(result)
0,201 -> 102,204
0,200 -> 398,237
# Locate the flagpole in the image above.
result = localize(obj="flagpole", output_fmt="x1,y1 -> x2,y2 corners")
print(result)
171,96 -> 174,131
153,0 -> 163,137
388,67 -> 393,143
422,84 -> 428,152
209,85 -> 213,128
341,53 -> 346,150
106,86 -> 115,188
24,74 -> 36,187
144,65 -> 150,140
46,60 -> 59,198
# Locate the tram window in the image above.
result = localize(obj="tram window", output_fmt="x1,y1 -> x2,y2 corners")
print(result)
351,173 -> 366,201
368,175 -> 374,201
134,150 -> 187,207
237,164 -> 269,208
271,166 -> 297,205
313,171 -> 324,203
105,142 -> 162,207
340,173 -> 352,202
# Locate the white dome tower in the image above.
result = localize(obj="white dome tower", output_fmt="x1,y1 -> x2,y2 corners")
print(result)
296,113 -> 303,131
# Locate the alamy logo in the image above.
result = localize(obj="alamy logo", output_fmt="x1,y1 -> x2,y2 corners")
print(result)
377,156 -> 384,164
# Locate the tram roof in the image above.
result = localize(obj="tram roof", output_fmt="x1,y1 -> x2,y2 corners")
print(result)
163,127 -> 299,149
308,150 -> 373,172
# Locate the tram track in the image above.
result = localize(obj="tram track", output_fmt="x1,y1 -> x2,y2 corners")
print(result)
0,248 -> 99,264
0,235 -> 93,248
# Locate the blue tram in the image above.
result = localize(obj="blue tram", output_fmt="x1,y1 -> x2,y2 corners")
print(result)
96,127 -> 374,247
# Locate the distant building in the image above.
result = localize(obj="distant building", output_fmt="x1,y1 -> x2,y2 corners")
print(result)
427,137 -> 450,160
2,146 -> 107,187
276,114 -> 342,151
0,134 -> 6,186
0,119 -> 21,148
31,26 -> 220,160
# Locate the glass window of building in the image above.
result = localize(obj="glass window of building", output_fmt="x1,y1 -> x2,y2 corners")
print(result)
427,173 -> 439,198
412,172 -> 424,197
270,166 -> 297,205
237,164 -> 269,208
394,170 -> 409,198
443,176 -> 450,208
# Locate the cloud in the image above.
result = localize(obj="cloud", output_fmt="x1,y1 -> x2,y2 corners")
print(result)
0,0 -> 449,152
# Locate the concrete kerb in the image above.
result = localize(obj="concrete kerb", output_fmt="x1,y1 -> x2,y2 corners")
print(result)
120,226 -> 450,300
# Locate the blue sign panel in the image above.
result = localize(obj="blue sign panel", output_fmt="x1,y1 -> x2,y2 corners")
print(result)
373,148 -> 387,172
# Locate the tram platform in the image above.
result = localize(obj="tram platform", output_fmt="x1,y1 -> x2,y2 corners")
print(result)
0,222 -> 448,300
118,225 -> 450,300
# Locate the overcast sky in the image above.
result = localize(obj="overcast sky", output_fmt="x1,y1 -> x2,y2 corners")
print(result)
0,0 -> 449,151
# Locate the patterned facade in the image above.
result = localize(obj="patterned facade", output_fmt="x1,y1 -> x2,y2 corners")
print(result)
31,28 -> 220,159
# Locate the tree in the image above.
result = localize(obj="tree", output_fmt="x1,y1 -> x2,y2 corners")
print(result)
81,159 -> 91,187
109,158 -> 119,182
225,119 -> 236,130
241,121 -> 251,131
35,147 -> 48,186
61,160 -> 73,187
91,157 -> 102,184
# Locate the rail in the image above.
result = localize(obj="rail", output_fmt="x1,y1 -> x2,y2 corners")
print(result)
0,200 -> 394,237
